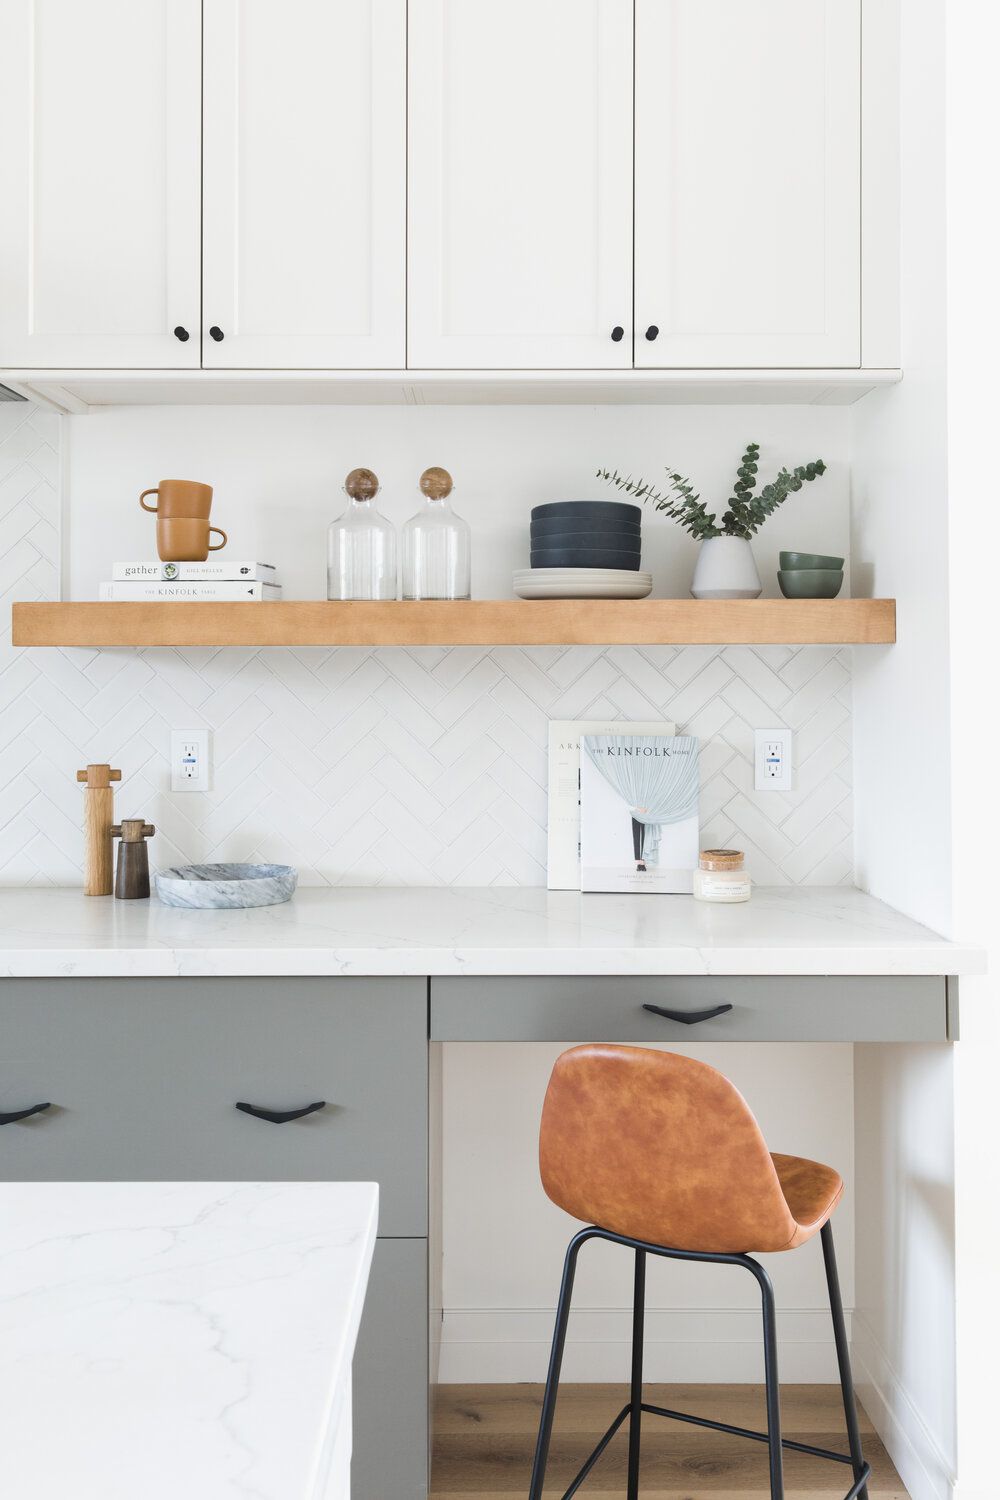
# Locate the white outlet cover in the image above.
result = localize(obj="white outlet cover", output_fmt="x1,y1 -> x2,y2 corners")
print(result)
170,728 -> 211,792
754,728 -> 793,792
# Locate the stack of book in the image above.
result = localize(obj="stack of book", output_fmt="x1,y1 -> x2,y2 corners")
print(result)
99,560 -> 282,601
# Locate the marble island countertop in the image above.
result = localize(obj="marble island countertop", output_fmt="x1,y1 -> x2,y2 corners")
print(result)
0,885 -> 983,977
0,1181 -> 378,1500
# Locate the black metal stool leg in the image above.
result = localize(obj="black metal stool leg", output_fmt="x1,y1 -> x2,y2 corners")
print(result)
821,1221 -> 870,1500
743,1256 -> 784,1500
529,1228 -> 595,1500
626,1249 -> 646,1499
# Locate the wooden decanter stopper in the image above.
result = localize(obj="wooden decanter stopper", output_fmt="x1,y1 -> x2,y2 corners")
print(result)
76,763 -> 122,896
345,467 -> 380,500
111,819 -> 155,900
419,466 -> 453,500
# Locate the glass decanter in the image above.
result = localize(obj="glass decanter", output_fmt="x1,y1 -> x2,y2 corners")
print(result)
401,467 -> 471,600
327,468 -> 397,600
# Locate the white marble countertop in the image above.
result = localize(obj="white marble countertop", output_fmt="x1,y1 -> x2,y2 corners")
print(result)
0,885 -> 982,976
0,1181 -> 378,1500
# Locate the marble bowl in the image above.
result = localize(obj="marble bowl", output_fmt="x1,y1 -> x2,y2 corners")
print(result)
155,862 -> 297,908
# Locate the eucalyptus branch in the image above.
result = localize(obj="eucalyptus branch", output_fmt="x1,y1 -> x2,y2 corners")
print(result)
597,447 -> 826,541
596,467 -> 723,540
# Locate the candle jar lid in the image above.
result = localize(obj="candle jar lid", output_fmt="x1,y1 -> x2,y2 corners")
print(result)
699,848 -> 745,871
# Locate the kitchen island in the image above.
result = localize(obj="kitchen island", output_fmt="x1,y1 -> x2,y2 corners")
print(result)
0,886 -> 983,1498
0,1180 -> 378,1500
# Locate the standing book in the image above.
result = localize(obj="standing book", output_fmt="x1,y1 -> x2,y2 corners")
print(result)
546,719 -> 675,890
580,734 -> 700,893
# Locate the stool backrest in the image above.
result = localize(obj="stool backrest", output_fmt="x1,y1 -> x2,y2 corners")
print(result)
539,1044 -> 799,1254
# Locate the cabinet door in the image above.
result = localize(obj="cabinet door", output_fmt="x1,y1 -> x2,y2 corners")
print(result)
634,0 -> 861,368
408,0 -> 633,370
0,0 -> 200,369
202,0 -> 406,369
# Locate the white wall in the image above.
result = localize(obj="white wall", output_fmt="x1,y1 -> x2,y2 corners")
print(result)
848,4 -> 959,1496
944,4 -> 1000,1496
1,402 -> 857,889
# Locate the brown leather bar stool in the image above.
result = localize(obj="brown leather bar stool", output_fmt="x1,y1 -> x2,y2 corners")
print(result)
528,1045 -> 870,1500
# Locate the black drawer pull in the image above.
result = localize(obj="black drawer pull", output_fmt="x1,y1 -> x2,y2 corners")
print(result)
0,1102 -> 52,1125
235,1100 -> 326,1124
642,1003 -> 733,1026
209,325 -> 225,342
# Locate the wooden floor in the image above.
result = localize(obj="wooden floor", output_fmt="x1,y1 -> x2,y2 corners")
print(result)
431,1384 -> 908,1497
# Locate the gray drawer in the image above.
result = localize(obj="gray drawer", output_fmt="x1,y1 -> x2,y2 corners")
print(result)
431,975 -> 947,1043
0,978 -> 427,1235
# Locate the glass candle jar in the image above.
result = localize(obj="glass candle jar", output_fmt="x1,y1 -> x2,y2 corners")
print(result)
327,468 -> 397,600
692,849 -> 752,903
402,466 -> 471,600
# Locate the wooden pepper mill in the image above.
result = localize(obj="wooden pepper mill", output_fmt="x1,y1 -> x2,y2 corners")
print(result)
76,763 -> 122,896
111,819 -> 156,900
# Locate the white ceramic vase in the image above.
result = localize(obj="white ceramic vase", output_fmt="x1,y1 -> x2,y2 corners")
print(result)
690,536 -> 763,600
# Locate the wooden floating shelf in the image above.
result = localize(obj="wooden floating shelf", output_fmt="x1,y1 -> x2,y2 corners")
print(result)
12,599 -> 896,648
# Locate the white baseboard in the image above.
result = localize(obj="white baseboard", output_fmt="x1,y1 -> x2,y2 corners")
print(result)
438,1306 -> 846,1384
852,1312 -> 956,1500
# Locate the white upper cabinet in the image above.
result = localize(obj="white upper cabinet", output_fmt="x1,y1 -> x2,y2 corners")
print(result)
634,0 -> 861,369
0,0 -> 878,381
0,0 -> 201,370
202,0 -> 406,369
407,0 -> 634,370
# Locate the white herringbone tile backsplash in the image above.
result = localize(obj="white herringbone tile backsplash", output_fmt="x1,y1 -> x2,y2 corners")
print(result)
0,405 -> 853,887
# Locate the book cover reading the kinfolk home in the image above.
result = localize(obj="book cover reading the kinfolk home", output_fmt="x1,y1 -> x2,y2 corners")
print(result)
580,734 -> 700,894
546,719 -> 676,890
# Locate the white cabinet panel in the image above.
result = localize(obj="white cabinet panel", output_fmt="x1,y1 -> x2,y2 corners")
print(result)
408,0 -> 633,370
635,0 -> 861,368
0,0 -> 201,369
202,0 -> 405,369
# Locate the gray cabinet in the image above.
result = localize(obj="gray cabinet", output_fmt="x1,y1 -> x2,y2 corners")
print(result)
0,975 -> 431,1500
0,977 -> 427,1234
431,974 -> 948,1042
353,1238 -> 429,1499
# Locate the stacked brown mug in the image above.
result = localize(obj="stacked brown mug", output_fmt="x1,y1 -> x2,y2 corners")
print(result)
140,480 -> 227,561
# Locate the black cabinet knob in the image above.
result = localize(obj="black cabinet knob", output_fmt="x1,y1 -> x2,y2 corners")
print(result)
173,326 -> 190,342
645,325 -> 659,341
209,326 -> 225,342
610,325 -> 624,342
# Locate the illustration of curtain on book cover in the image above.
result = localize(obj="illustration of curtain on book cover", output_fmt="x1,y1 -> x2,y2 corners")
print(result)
580,734 -> 700,894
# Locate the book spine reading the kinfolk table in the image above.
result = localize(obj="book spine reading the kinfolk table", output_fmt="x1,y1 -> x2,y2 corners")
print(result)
111,561 -> 277,581
98,582 -> 283,601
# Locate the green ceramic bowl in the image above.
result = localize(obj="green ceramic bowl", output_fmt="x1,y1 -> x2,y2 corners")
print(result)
778,568 -> 844,599
779,550 -> 845,570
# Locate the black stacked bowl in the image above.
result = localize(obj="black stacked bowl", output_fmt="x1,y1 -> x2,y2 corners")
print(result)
529,500 -> 642,570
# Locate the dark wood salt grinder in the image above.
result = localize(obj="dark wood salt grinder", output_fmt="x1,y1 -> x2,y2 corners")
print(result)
111,819 -> 155,899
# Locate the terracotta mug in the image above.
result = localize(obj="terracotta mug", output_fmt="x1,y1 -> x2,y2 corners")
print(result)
157,517 -> 228,562
140,480 -> 213,520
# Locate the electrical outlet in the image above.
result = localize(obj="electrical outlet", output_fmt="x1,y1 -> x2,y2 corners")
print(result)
754,728 -> 793,792
170,729 -> 211,792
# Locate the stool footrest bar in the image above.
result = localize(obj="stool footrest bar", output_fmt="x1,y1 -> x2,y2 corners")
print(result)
561,1405 -> 630,1499
640,1401 -> 860,1464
